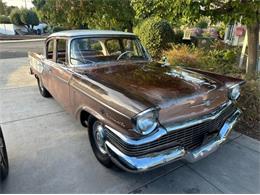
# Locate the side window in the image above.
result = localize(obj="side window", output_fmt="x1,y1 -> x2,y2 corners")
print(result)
46,39 -> 54,60
56,39 -> 67,64
106,39 -> 121,54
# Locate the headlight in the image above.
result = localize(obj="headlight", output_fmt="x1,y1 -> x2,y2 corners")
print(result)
133,108 -> 159,135
228,85 -> 240,100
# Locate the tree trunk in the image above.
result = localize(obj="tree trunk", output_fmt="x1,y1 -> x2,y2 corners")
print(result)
247,21 -> 259,75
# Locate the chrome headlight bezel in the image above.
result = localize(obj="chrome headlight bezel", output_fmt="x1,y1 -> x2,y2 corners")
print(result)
132,107 -> 159,135
228,84 -> 241,101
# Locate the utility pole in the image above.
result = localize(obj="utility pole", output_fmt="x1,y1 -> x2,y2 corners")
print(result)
24,0 -> 27,9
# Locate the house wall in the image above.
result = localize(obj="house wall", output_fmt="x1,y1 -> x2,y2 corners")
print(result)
224,24 -> 247,46
225,23 -> 260,46
0,24 -> 16,35
0,24 -> 28,35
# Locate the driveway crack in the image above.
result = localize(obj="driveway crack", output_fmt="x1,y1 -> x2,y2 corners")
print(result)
0,110 -> 65,124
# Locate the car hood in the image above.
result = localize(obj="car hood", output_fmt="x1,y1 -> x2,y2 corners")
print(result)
79,61 -> 228,125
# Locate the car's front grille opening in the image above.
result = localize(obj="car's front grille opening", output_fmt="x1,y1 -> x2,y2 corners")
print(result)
106,104 -> 236,157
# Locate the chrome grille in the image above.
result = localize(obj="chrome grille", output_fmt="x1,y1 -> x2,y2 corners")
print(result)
106,104 -> 236,157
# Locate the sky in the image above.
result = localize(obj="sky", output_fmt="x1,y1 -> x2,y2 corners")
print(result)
3,0 -> 34,9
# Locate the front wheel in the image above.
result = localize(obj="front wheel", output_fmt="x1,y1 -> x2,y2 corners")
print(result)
88,117 -> 114,168
37,78 -> 52,98
0,126 -> 9,181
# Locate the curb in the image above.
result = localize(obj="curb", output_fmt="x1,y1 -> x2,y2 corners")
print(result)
0,38 -> 45,43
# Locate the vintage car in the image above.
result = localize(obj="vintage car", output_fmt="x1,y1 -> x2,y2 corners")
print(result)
29,30 -> 244,172
0,126 -> 9,180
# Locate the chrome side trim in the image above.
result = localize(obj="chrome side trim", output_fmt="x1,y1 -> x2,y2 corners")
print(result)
53,75 -> 69,84
165,100 -> 232,132
133,107 -> 159,119
105,125 -> 167,145
105,109 -> 241,173
106,141 -> 185,172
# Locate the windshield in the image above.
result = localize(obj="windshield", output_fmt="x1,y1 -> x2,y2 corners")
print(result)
70,36 -> 148,66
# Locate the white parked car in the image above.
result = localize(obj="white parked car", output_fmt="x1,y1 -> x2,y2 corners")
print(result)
33,22 -> 48,35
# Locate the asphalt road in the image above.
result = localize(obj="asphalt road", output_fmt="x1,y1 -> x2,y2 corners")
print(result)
0,43 -> 259,193
0,40 -> 44,59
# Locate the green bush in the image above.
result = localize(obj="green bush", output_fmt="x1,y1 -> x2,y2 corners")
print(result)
134,17 -> 175,58
0,15 -> 11,23
10,8 -> 23,25
43,25 -> 48,33
164,42 -> 242,75
195,18 -> 209,29
173,29 -> 184,44
20,9 -> 39,28
215,23 -> 226,39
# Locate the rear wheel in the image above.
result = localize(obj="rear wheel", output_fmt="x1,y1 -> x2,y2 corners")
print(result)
88,117 -> 114,168
37,77 -> 52,98
0,127 -> 9,181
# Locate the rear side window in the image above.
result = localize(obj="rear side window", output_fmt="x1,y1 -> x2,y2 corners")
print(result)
46,39 -> 54,60
56,39 -> 67,64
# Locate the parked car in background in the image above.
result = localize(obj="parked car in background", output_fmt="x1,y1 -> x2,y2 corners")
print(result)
29,30 -> 245,172
0,22 -> 47,35
0,126 -> 8,181
33,22 -> 48,35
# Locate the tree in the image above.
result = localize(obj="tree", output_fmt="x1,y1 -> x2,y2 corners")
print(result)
0,0 -> 6,15
10,8 -> 39,31
131,0 -> 173,20
20,9 -> 39,30
0,15 -> 11,23
33,0 -> 134,31
10,8 -> 23,25
170,0 -> 260,75
132,0 -> 260,75
32,0 -> 46,10
134,17 -> 175,57
0,0 -> 18,16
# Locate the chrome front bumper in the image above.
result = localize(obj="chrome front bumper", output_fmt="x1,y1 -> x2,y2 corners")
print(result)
105,109 -> 241,173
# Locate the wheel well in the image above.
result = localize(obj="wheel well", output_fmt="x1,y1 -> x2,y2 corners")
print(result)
80,110 -> 92,127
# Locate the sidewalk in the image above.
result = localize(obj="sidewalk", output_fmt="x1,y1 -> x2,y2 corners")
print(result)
0,34 -> 47,41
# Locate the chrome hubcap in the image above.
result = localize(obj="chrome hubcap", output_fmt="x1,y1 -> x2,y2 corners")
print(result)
93,121 -> 107,154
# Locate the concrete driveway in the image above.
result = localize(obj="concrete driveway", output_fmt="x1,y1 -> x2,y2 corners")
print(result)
0,56 -> 260,193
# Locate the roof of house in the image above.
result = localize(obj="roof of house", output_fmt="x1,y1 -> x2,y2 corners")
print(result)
48,30 -> 135,38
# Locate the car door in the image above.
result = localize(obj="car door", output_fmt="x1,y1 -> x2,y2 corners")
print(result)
42,38 -> 56,92
49,38 -> 73,112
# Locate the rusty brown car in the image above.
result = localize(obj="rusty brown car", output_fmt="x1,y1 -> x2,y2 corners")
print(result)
29,30 -> 245,172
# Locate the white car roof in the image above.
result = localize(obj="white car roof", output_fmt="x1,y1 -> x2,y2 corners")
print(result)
48,30 -> 135,38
